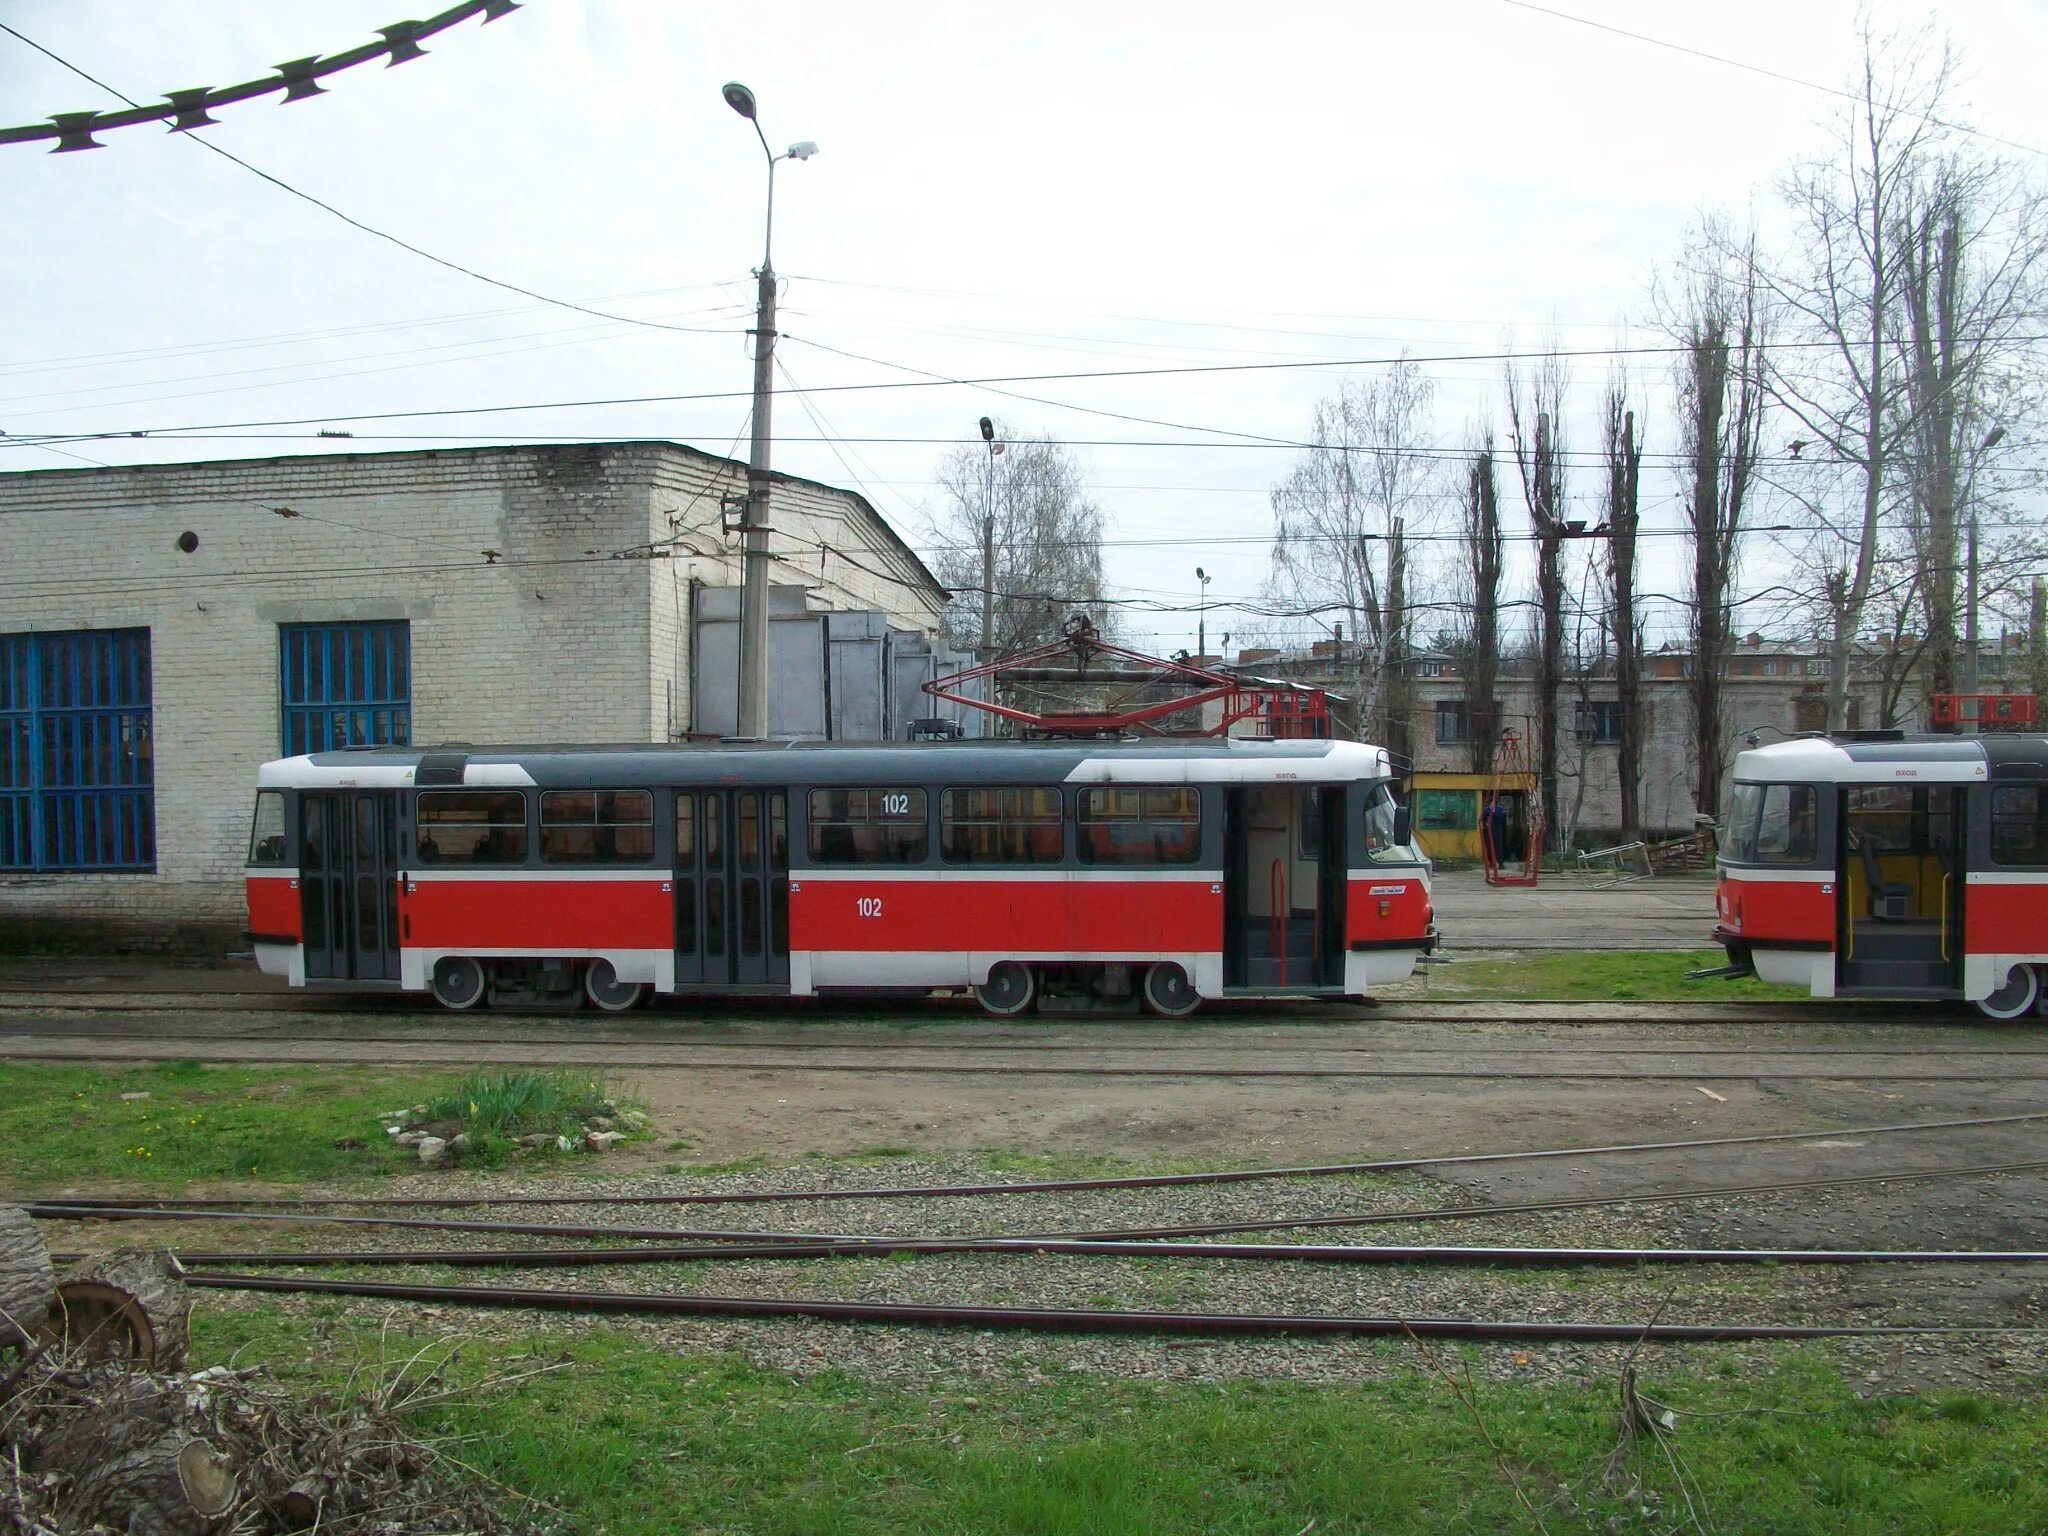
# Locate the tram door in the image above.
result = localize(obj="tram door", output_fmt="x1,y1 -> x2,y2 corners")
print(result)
1222,785 -> 1345,990
674,789 -> 789,988
1836,784 -> 1965,993
299,790 -> 404,982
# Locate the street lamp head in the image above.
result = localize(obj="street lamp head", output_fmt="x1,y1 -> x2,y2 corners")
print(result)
1196,567 -> 1207,583
1983,425 -> 2007,450
786,140 -> 819,160
721,81 -> 758,119
978,417 -> 994,442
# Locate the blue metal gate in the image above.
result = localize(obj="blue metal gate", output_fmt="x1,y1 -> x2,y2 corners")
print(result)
0,628 -> 154,872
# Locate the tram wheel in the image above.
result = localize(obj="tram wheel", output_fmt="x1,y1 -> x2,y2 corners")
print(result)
1975,964 -> 2039,1021
974,961 -> 1037,1017
583,959 -> 648,1013
1142,961 -> 1201,1018
429,955 -> 487,1011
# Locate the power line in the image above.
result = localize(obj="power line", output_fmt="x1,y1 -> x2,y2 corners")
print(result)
0,280 -> 751,379
1498,0 -> 2048,161
0,15 -> 748,341
8,332 -> 2044,450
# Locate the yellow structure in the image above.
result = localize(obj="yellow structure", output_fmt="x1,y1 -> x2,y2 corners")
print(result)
1408,770 -> 1537,862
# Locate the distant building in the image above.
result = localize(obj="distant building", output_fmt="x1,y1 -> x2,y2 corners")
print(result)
1220,631 -> 2036,848
0,442 -> 957,947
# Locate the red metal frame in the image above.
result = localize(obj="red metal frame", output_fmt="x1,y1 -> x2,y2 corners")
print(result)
1482,727 -> 1543,888
923,618 -> 1332,738
1930,693 -> 2039,730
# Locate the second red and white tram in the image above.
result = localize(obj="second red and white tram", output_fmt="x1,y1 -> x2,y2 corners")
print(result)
1713,732 -> 2048,1017
245,736 -> 1436,1015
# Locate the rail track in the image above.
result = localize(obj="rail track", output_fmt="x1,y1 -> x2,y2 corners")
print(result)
166,1271 -> 2048,1345
6,1027 -> 2047,1080
35,1110 -> 2048,1210
28,1112 -> 2048,1351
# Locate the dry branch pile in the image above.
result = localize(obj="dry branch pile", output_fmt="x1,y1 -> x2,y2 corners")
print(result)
1,1207 -> 549,1535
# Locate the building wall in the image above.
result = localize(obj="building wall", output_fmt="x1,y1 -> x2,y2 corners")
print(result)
1409,672 -> 1894,845
0,442 -> 947,947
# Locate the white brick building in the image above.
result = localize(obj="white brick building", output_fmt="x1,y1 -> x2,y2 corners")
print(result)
0,442 -> 948,948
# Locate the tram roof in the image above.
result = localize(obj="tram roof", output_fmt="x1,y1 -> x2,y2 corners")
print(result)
259,736 -> 1395,791
1730,732 -> 2048,786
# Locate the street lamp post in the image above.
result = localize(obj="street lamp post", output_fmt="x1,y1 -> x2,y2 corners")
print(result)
978,417 -> 1002,661
1195,567 -> 1210,661
722,81 -> 817,738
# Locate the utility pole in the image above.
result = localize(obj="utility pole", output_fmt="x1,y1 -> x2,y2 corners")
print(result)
1196,566 -> 1210,661
979,417 -> 998,662
1964,425 -> 2007,700
722,81 -> 816,738
740,257 -> 778,737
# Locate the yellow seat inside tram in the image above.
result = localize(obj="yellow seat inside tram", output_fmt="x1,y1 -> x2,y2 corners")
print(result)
1841,785 -> 1958,923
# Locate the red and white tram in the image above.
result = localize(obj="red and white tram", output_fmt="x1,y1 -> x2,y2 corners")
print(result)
244,737 -> 1436,1015
1713,732 -> 2048,1017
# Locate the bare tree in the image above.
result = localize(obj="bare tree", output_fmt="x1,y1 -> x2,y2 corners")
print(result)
1268,357 -> 1437,759
1666,222 -> 1769,819
1505,352 -> 1570,849
1603,387 -> 1646,841
1759,21 -> 1955,728
1890,155 -> 2048,698
927,427 -> 1109,657
1455,436 -> 1506,774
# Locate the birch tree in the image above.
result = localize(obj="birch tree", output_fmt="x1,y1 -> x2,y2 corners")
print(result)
1603,387 -> 1646,841
1758,22 -> 1954,728
1455,436 -> 1506,774
927,427 -> 1109,656
1505,353 -> 1570,849
1666,222 -> 1769,819
1890,157 -> 2048,696
1268,357 -> 1437,760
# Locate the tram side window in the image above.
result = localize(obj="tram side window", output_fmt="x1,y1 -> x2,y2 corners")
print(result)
942,786 -> 1063,864
1845,784 -> 1915,851
1753,785 -> 1817,862
807,788 -> 927,863
248,791 -> 287,866
1722,783 -> 1762,861
1991,785 -> 2048,867
1078,786 -> 1200,864
416,791 -> 527,864
540,790 -> 653,863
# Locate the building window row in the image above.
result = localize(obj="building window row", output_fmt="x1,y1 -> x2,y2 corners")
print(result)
809,784 -> 1200,867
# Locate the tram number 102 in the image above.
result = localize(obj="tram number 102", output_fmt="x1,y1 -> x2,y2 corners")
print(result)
856,896 -> 884,919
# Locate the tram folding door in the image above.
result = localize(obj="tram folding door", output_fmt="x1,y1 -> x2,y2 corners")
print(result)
299,790 -> 404,982
674,788 -> 789,988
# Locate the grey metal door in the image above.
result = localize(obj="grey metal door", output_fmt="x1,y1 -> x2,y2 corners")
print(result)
300,790 -> 402,982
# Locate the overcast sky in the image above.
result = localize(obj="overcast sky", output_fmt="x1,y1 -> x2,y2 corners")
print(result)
2,0 -> 2042,656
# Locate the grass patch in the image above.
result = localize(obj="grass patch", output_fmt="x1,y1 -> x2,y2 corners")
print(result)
420,1068 -> 628,1140
191,1310 -> 2048,1535
0,1061 -> 427,1189
1427,949 -> 1807,1002
0,1063 -> 635,1189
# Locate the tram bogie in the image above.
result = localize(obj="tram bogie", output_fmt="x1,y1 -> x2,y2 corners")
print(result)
1713,732 -> 2048,1018
245,737 -> 1438,1017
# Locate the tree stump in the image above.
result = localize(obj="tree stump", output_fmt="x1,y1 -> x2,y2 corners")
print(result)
20,1369 -> 238,1536
0,1203 -> 54,1351
52,1250 -> 192,1369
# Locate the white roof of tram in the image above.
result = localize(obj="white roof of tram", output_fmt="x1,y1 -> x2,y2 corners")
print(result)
1730,735 -> 1988,785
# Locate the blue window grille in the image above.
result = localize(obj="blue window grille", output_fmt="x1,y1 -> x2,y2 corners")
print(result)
0,628 -> 155,872
280,622 -> 411,755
